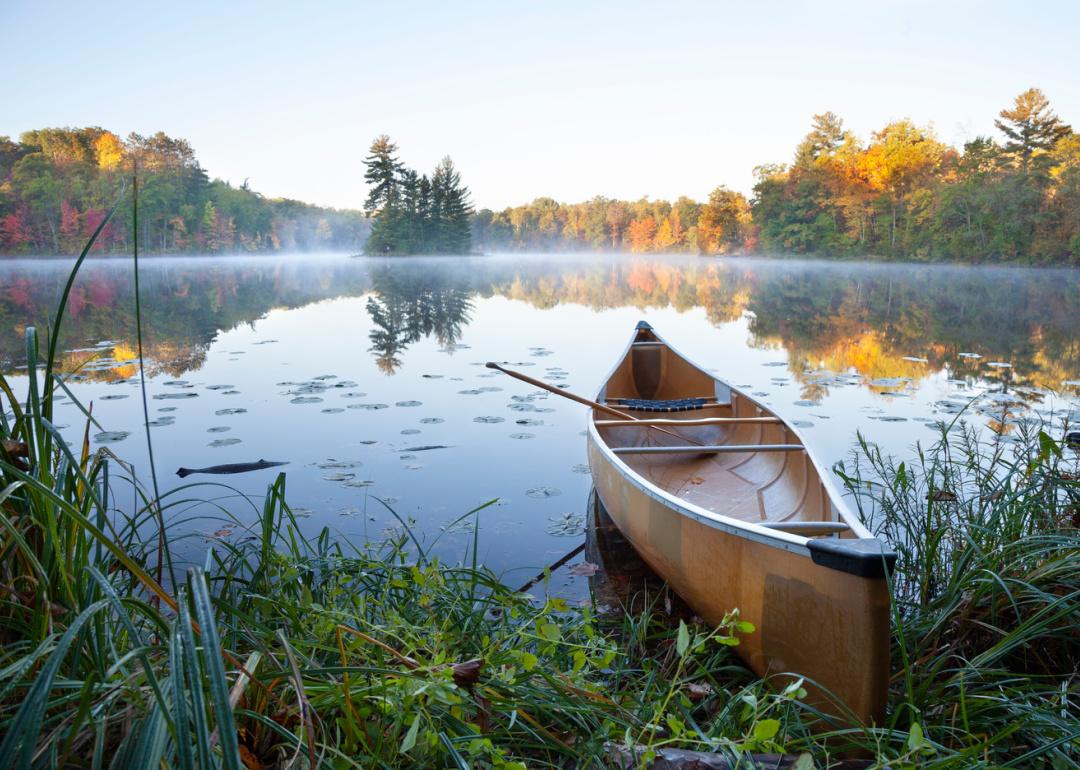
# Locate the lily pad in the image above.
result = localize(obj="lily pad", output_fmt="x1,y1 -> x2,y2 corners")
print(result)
546,512 -> 585,537
94,431 -> 130,444
395,400 -> 422,407
215,408 -> 247,416
509,433 -> 535,440
291,396 -> 323,404
526,485 -> 561,499
347,403 -> 389,410
420,417 -> 445,424
207,426 -> 231,433
153,392 -> 198,400
321,408 -> 346,414
100,394 -> 129,401
474,416 -> 505,424
209,438 -> 242,448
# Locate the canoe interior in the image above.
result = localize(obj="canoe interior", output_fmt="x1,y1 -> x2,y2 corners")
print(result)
597,324 -> 852,534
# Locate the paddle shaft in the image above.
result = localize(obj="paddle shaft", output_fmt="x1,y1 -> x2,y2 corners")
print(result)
485,362 -> 705,446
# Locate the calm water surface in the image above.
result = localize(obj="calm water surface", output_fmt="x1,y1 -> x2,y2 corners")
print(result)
3,254 -> 1078,593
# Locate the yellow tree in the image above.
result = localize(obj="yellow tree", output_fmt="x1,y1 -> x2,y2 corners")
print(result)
93,131 -> 125,171
860,120 -> 946,250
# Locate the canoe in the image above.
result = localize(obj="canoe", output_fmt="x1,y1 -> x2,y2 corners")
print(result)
586,321 -> 895,725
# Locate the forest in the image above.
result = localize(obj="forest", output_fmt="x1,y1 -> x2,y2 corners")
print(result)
3,89 -> 1078,263
0,128 -> 369,255
473,88 -> 1080,264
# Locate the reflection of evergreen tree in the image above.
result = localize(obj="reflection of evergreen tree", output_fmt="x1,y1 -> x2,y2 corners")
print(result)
365,267 -> 473,373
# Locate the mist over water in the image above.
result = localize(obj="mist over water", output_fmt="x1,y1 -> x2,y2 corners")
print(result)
2,253 -> 1078,595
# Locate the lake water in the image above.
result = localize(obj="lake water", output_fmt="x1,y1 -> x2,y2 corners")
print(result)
3,254 -> 1079,594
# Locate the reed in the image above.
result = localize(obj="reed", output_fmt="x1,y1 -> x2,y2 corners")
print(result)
1,211 -> 1077,767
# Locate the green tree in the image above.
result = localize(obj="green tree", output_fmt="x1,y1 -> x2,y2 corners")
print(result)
995,88 -> 1072,173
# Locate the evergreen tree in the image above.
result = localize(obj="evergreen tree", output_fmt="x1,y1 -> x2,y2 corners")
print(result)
995,88 -> 1072,173
363,135 -> 407,254
431,156 -> 472,254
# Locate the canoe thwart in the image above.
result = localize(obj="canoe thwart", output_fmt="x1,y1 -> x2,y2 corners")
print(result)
807,537 -> 897,578
612,444 -> 804,455
759,521 -> 851,534
595,417 -> 781,426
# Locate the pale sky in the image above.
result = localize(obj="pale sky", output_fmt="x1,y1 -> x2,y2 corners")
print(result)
4,1 -> 1078,210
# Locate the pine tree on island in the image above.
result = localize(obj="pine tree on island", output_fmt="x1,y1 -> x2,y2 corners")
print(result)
362,135 -> 473,255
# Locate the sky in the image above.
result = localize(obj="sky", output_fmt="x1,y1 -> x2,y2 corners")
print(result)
4,1 -> 1079,211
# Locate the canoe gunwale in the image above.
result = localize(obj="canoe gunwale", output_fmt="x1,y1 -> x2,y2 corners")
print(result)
589,321 -> 879,560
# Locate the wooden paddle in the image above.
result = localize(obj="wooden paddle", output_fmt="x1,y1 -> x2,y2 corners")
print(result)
484,362 -> 705,447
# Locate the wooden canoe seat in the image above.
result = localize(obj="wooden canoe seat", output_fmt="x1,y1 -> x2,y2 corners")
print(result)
612,444 -> 804,455
760,521 -> 851,535
596,417 -> 781,426
607,397 -> 711,412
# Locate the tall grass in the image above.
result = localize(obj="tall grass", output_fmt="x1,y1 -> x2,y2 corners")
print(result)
1,208 -> 1078,767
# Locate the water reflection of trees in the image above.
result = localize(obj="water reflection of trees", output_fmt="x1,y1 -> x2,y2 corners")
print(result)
365,266 -> 473,374
1,258 -> 1078,392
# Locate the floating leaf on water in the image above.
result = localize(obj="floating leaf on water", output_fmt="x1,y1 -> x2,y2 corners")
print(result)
313,374 -> 337,380
321,407 -> 345,413
339,392 -> 369,398
762,361 -> 788,367
510,432 -> 535,440
291,396 -> 323,404
146,417 -> 175,427
158,407 -> 177,413
791,421 -> 814,429
546,512 -> 585,537
94,431 -> 130,444
212,528 -> 233,538
99,394 -> 129,401
422,374 -> 444,379
508,403 -> 536,412
153,392 -> 198,400
347,403 -> 389,410
399,454 -> 417,460
571,464 -> 591,474
752,391 -> 769,397
567,561 -> 598,577
793,400 -> 818,407
252,339 -> 278,345
420,417 -> 445,424
215,408 -> 247,416
209,438 -> 242,447
205,384 -> 234,391
526,485 -> 561,499
344,479 -> 375,488
401,429 -> 421,435
474,416 -> 505,424
476,386 -> 503,393
395,400 -> 422,407
322,472 -> 356,481
207,426 -> 231,433
317,460 -> 363,469
162,380 -> 189,387
405,464 -> 423,470
458,389 -> 484,395
877,416 -> 909,422
400,445 -> 452,452
332,380 -> 359,388
222,390 -> 241,395
516,418 -> 544,426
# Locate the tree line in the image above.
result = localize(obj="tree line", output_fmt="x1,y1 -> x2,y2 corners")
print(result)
0,128 -> 369,255
363,136 -> 473,255
474,88 -> 1079,264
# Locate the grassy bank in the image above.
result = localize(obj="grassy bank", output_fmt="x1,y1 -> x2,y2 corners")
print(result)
1,224 -> 1078,767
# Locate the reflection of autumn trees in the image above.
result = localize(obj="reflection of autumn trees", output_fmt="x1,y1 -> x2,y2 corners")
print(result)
1,259 -> 1077,392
